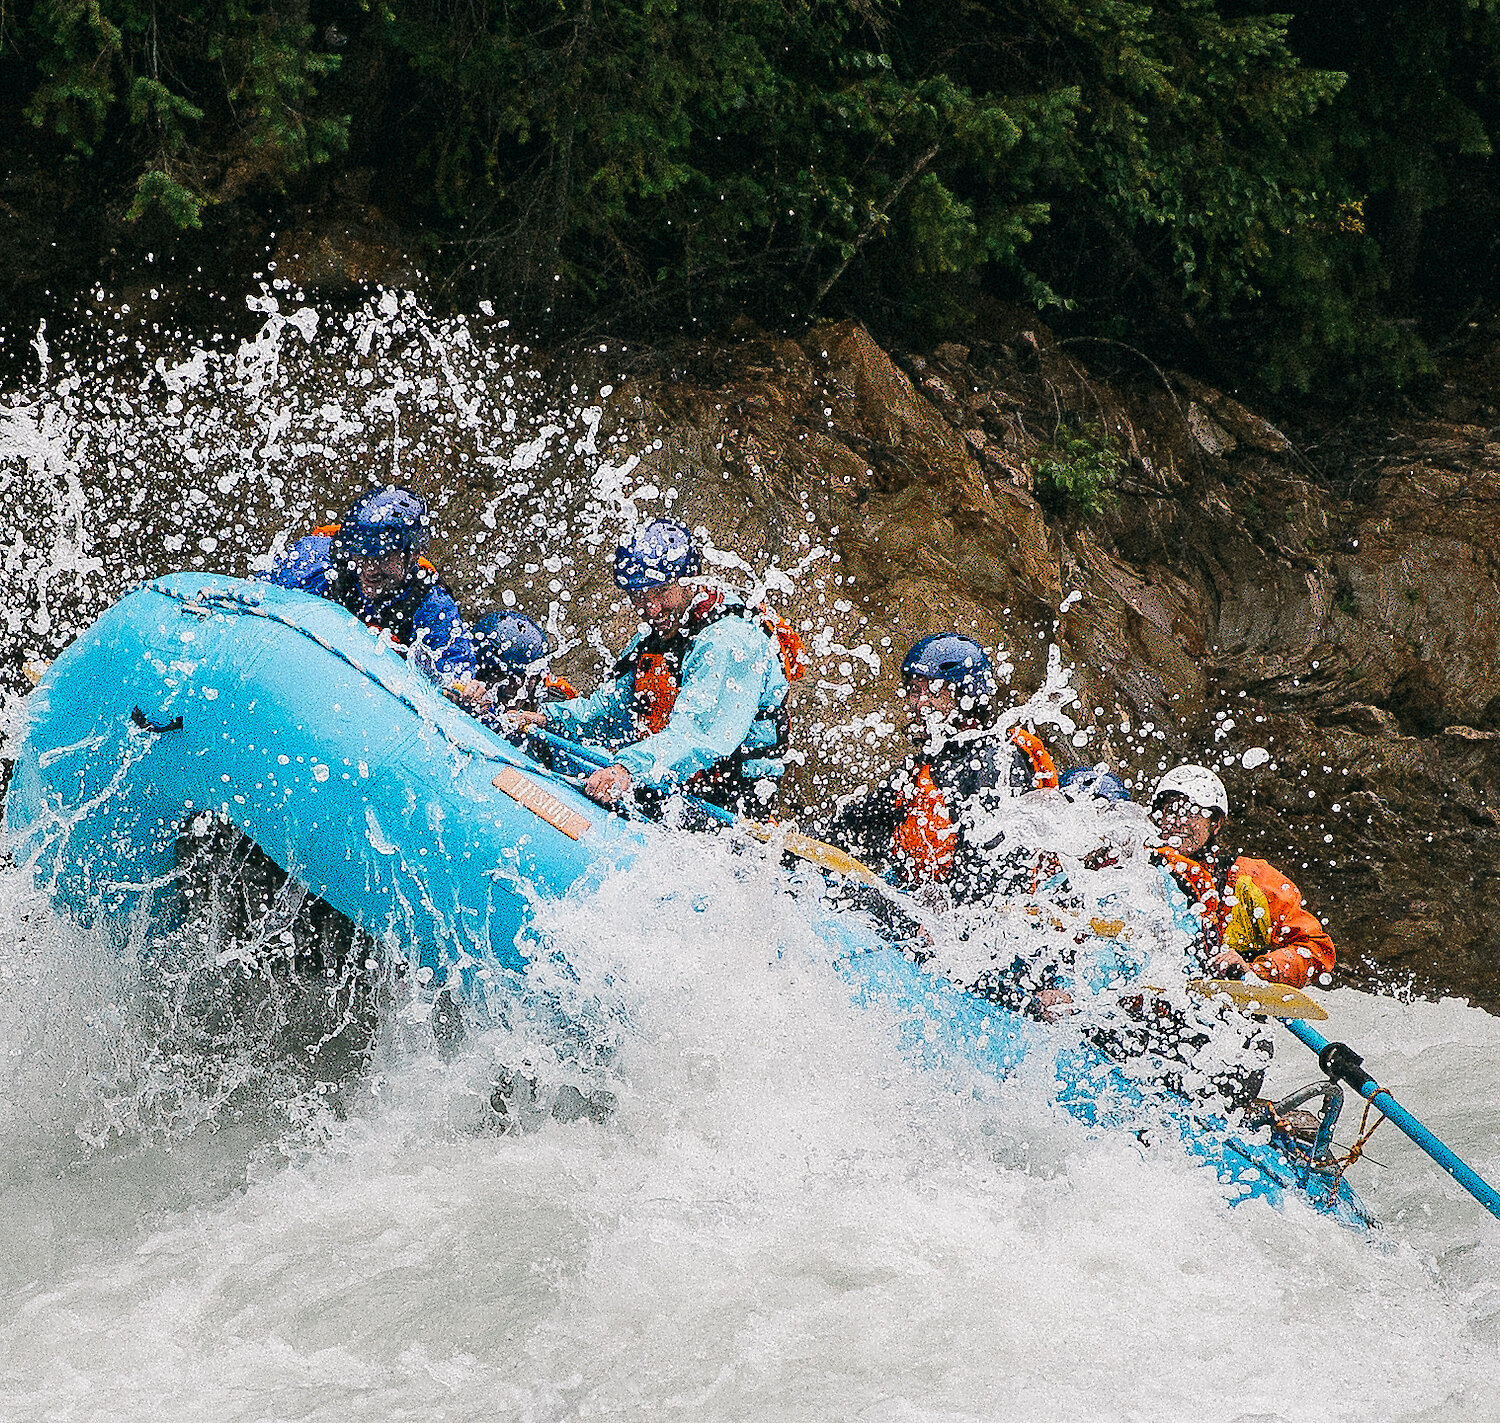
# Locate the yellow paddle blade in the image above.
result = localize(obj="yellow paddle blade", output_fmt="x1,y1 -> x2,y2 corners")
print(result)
741,822 -> 887,887
1188,978 -> 1329,1021
1018,908 -> 1130,940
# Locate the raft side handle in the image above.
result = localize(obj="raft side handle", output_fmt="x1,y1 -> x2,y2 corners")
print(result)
131,707 -> 183,734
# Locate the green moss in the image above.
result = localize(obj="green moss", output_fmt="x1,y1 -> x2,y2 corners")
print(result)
1032,425 -> 1124,519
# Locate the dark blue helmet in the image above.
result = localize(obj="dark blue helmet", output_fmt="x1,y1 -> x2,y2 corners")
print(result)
613,518 -> 702,591
900,633 -> 996,697
1059,765 -> 1132,802
334,486 -> 430,558
472,611 -> 549,678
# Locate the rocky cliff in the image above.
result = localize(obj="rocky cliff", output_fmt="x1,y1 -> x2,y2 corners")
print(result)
6,300 -> 1499,1007
545,314 -> 1500,1008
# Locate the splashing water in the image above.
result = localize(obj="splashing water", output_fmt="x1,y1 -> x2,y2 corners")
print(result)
3,835 -> 1500,1421
3,296 -> 1500,1421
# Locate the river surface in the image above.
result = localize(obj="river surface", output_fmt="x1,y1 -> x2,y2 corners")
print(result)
3,296 -> 1499,1422
2,835 -> 1499,1423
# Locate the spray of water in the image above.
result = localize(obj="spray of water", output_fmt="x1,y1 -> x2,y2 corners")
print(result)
3,293 -> 1500,1420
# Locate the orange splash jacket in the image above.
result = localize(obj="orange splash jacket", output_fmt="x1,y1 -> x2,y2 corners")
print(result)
1154,845 -> 1336,988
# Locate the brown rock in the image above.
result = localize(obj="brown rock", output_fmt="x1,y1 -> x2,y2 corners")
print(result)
271,210 -> 422,291
1187,401 -> 1237,456
57,305 -> 1496,1011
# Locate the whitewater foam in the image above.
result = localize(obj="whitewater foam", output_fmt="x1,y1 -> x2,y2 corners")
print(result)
1,839 -> 1498,1422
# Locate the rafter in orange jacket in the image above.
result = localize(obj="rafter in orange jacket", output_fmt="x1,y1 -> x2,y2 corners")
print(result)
1156,846 -> 1335,989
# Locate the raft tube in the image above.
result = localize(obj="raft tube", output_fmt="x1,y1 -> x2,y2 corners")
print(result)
4,573 -> 1370,1226
829,935 -> 1373,1229
2,572 -> 638,999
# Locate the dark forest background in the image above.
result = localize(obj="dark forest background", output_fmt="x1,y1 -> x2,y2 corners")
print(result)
5,0 -> 1500,401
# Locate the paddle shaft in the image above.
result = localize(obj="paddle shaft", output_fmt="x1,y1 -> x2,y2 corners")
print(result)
1284,1018 -> 1500,1222
527,726 -> 894,887
527,726 -> 736,824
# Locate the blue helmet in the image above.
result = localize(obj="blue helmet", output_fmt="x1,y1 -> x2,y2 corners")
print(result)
334,486 -> 430,558
613,518 -> 702,591
900,633 -> 996,698
1059,765 -> 1132,802
472,611 -> 549,678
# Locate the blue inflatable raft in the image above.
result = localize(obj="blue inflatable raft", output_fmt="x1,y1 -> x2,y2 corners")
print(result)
4,573 -> 639,998
832,941 -> 1374,1228
3,573 -> 1371,1227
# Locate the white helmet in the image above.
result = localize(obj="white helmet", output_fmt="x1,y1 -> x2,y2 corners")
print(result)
1151,764 -> 1229,817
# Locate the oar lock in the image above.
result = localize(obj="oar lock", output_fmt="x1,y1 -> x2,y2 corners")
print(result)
1317,1039 -> 1376,1095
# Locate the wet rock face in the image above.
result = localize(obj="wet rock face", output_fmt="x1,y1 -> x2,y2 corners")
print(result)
609,319 -> 1500,1008
10,301 -> 1500,1007
271,208 -> 422,292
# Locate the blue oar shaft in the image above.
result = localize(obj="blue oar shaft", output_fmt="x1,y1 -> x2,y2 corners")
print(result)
1283,1018 -> 1500,1221
528,725 -> 611,767
527,726 -> 737,826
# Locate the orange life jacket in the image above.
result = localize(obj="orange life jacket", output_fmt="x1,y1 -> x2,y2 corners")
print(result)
892,762 -> 960,884
631,650 -> 682,736
1154,845 -> 1230,941
1154,845 -> 1336,988
1007,726 -> 1059,789
889,726 -> 1058,886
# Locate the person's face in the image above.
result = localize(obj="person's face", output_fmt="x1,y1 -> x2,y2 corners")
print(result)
629,579 -> 693,637
491,671 -> 543,711
352,548 -> 415,602
1153,793 -> 1221,856
902,677 -> 960,742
